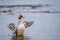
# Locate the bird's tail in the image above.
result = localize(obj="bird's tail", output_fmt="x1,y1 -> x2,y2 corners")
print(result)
8,23 -> 16,32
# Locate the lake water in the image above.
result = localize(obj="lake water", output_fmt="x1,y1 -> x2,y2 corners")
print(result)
0,6 -> 60,40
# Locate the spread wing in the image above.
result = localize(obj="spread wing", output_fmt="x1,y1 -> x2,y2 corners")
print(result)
8,23 -> 16,31
23,21 -> 34,28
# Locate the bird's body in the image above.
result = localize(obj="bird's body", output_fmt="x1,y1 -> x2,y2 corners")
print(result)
8,21 -> 34,36
17,23 -> 25,36
8,14 -> 34,36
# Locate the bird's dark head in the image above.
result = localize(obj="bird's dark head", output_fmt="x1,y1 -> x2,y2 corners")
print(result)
18,14 -> 25,19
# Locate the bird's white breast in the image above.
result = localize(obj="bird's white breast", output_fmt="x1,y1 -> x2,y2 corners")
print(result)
17,23 -> 25,36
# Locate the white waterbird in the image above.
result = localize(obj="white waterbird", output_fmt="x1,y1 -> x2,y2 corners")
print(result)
8,15 -> 34,36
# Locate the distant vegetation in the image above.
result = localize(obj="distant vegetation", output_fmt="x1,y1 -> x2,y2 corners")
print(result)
0,4 -> 60,15
0,4 -> 50,8
31,11 -> 60,13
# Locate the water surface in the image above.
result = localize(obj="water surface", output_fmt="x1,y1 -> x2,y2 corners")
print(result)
0,6 -> 60,40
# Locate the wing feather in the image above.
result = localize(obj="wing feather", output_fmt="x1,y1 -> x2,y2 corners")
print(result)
8,23 -> 16,31
23,21 -> 34,28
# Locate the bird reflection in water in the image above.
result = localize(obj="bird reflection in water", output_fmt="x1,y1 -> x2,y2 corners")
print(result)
11,34 -> 30,40
11,34 -> 24,40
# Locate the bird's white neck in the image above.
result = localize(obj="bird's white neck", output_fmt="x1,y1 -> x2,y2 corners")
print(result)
18,19 -> 22,25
